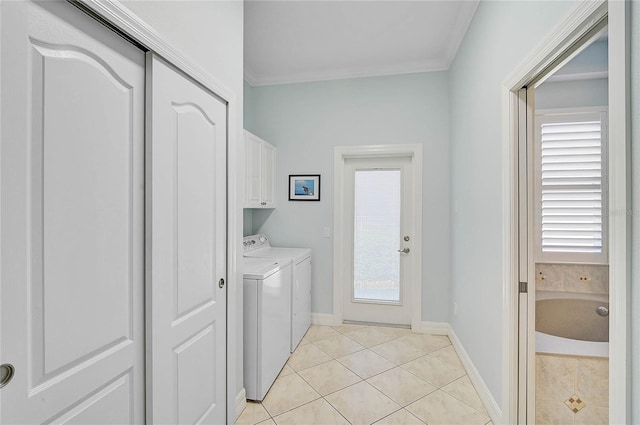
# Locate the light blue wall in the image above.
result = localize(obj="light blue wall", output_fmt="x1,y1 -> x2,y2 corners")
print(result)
448,0 -> 579,406
245,72 -> 451,322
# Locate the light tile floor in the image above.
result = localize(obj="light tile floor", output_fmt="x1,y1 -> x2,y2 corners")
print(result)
237,324 -> 493,425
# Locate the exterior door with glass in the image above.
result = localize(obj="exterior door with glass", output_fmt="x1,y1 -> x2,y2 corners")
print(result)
343,156 -> 413,325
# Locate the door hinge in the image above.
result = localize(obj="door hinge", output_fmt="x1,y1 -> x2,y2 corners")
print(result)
519,281 -> 528,293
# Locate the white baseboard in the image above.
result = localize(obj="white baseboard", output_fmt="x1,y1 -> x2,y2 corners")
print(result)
235,387 -> 246,421
412,321 -> 450,335
311,313 -> 341,326
448,325 -> 503,424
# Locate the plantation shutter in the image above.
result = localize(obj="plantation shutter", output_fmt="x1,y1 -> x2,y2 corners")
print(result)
536,111 -> 607,262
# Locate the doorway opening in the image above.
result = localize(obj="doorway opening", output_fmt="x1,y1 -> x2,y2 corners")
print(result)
504,2 -> 630,423
333,145 -> 423,328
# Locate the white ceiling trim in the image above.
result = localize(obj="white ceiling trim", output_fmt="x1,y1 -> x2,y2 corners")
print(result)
441,0 -> 479,69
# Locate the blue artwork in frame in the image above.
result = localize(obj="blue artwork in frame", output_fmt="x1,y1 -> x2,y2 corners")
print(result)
289,175 -> 321,201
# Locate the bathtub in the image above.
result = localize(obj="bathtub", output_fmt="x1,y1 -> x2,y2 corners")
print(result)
535,291 -> 609,358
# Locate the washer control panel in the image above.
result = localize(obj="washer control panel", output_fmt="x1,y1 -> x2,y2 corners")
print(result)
243,234 -> 270,253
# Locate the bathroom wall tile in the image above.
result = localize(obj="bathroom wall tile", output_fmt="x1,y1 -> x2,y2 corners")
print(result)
536,263 -> 565,292
535,400 -> 575,425
574,405 -> 609,425
536,354 -> 577,402
576,357 -> 608,407
564,265 -> 608,295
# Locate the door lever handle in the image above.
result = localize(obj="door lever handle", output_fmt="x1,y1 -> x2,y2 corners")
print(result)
397,248 -> 410,254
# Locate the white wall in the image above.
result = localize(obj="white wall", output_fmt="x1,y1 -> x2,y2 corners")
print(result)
245,72 -> 451,323
631,2 -> 639,422
120,0 -> 246,405
447,0 -> 580,407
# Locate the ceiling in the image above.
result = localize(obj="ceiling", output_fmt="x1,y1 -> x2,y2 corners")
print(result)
244,0 -> 480,86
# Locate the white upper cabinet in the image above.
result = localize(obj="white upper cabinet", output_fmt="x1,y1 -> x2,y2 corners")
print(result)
245,130 -> 276,208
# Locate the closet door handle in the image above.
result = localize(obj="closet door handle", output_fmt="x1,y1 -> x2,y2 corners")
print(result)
397,248 -> 410,254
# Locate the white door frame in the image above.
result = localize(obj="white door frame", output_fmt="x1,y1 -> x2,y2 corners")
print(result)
333,144 -> 423,330
501,1 -> 630,423
62,0 -> 242,420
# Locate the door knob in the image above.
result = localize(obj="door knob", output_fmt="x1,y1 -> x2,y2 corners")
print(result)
397,248 -> 410,254
218,278 -> 225,289
0,364 -> 15,389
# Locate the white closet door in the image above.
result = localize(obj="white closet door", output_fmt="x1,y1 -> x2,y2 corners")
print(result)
0,1 -> 145,423
146,54 -> 227,425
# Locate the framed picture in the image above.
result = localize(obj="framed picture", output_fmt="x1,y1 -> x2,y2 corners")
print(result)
289,175 -> 321,201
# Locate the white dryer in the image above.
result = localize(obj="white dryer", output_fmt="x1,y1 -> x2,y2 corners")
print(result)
243,257 -> 291,401
243,234 -> 311,352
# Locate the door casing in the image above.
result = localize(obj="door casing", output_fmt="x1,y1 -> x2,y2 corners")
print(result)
333,144 -> 423,330
502,1 -> 631,423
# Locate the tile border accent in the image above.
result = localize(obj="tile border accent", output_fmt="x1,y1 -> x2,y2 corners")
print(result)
235,387 -> 247,421
448,324 -> 502,424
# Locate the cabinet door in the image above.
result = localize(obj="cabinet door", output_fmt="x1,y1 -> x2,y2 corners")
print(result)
245,131 -> 263,207
261,142 -> 277,207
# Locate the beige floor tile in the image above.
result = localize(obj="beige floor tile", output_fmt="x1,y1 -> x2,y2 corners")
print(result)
256,420 -> 276,425
370,339 -> 425,365
273,398 -> 349,425
574,404 -> 608,425
367,367 -> 437,406
429,345 -> 464,369
402,354 -> 465,387
261,373 -> 321,417
345,327 -> 396,347
337,349 -> 395,379
406,390 -> 489,425
277,364 -> 295,379
442,375 -> 487,414
301,325 -> 342,343
535,399 -> 575,425
398,333 -> 451,353
331,323 -> 366,334
236,401 -> 270,425
576,357 -> 608,407
373,326 -> 413,340
374,408 -> 425,424
536,354 -> 577,402
313,334 -> 366,358
287,343 -> 333,371
298,360 -> 362,395
325,381 -> 401,425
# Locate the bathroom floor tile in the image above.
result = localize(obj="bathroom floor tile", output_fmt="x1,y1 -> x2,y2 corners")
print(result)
574,404 -> 609,425
429,345 -> 464,369
370,339 -> 425,365
576,357 -> 608,407
402,354 -> 465,387
337,349 -> 395,379
325,381 -> 401,425
298,360 -> 362,395
236,401 -> 270,425
398,333 -> 451,353
536,354 -> 577,402
313,334 -> 365,358
367,367 -> 437,406
373,408 -> 425,424
406,390 -> 489,425
442,375 -> 487,414
277,364 -> 294,379
272,399 -> 350,425
301,325 -> 342,343
344,326 -> 396,347
261,373 -> 321,417
535,399 -> 575,425
286,342 -> 332,371
331,323 -> 366,334
374,326 -> 413,340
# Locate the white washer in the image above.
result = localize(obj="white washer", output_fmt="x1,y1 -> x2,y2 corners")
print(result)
243,234 -> 311,352
243,257 -> 292,401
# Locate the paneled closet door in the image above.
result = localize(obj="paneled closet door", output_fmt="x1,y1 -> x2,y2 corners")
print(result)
146,54 -> 228,425
0,1 -> 145,423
